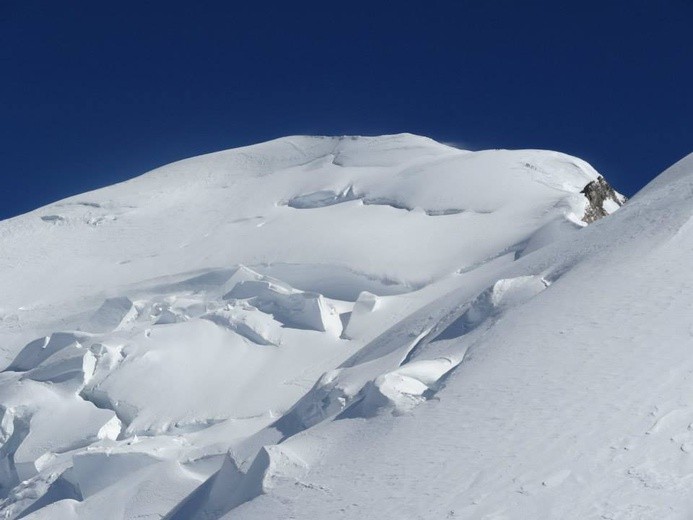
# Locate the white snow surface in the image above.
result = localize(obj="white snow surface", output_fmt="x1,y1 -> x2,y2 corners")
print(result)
1,133 -> 690,519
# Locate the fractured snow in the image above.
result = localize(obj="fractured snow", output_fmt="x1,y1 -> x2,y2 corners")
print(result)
3,133 -> 683,519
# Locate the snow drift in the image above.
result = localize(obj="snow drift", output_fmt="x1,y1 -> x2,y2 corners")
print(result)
1,133 -> 689,519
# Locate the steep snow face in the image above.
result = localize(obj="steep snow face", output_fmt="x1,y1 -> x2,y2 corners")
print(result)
0,134 -> 628,519
213,152 -> 693,520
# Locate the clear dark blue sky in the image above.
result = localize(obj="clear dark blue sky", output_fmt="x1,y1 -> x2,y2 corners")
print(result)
2,0 -> 691,219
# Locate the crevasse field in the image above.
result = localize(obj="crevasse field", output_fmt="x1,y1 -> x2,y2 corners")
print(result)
1,134 -> 692,519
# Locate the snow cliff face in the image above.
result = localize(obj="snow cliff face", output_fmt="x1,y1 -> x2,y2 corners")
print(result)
6,133 -> 689,519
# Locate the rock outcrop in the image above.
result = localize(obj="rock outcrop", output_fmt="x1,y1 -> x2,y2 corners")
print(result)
581,176 -> 626,223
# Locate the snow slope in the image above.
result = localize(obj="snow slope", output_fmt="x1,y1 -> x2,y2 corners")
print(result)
2,133 -> 681,519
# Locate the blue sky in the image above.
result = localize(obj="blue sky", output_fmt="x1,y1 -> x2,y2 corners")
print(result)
2,0 -> 691,219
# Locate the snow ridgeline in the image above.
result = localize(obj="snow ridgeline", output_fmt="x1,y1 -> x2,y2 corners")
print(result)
0,134 -> 640,519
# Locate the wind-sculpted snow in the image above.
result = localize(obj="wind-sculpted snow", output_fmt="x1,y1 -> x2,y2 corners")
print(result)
223,275 -> 343,334
216,153 -> 693,520
0,133 -> 648,519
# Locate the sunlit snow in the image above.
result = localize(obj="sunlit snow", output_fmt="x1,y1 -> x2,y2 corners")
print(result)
2,134 -> 690,519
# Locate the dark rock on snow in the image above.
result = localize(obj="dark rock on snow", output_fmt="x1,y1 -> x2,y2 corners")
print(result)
581,176 -> 625,223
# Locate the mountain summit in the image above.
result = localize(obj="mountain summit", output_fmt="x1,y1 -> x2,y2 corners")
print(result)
3,136 -> 692,519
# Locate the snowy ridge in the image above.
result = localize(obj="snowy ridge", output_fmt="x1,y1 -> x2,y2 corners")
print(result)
4,133 -> 682,519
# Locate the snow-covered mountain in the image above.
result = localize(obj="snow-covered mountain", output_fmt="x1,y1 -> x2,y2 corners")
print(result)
2,133 -> 691,519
